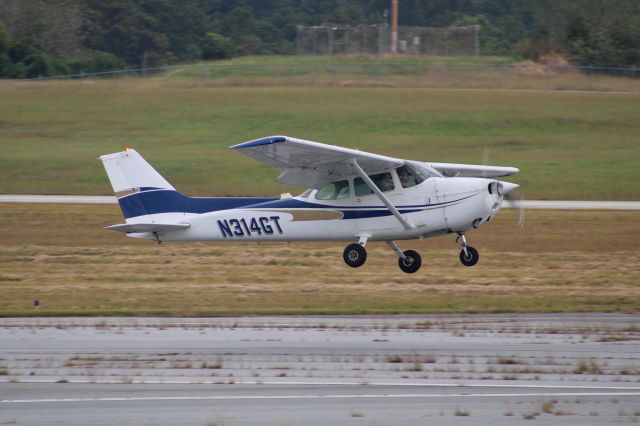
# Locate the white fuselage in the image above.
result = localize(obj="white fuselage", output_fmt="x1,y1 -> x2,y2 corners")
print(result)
131,176 -> 504,243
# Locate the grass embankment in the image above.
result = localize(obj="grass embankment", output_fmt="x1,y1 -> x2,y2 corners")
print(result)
0,203 -> 638,316
0,74 -> 639,199
170,55 -> 640,92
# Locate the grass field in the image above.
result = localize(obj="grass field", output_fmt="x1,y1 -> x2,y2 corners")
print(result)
0,203 -> 638,316
1,56 -> 638,316
169,55 -> 640,92
1,55 -> 639,200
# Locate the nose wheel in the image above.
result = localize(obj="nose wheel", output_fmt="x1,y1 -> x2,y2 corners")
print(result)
456,233 -> 479,267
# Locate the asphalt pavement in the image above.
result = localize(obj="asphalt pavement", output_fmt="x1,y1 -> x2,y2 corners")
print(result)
1,314 -> 639,425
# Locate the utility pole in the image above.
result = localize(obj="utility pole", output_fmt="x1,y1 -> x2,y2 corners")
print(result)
390,0 -> 398,54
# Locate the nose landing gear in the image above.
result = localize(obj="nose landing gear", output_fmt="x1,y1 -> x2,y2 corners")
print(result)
456,233 -> 479,267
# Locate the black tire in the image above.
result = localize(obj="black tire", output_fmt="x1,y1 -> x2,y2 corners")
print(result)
343,243 -> 367,268
459,246 -> 479,267
398,250 -> 421,273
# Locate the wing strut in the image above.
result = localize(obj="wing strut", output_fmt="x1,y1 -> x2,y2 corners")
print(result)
350,160 -> 415,231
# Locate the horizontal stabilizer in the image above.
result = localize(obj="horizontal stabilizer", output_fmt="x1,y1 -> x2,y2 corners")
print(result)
105,222 -> 190,233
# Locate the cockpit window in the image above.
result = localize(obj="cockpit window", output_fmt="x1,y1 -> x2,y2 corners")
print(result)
397,161 -> 441,188
315,180 -> 351,200
354,172 -> 395,196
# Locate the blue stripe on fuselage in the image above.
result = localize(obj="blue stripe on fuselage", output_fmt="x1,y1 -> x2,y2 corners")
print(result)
119,189 -> 478,220
241,195 -> 476,211
117,189 -> 277,219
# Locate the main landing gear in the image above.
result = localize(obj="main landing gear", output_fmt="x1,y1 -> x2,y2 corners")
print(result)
456,232 -> 479,267
343,243 -> 367,268
342,233 -> 479,272
342,238 -> 422,274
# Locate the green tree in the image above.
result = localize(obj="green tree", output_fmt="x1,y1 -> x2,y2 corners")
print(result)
69,50 -> 125,74
0,20 -> 9,75
0,0 -> 85,61
85,0 -> 169,67
523,0 -> 640,67
202,32 -> 234,59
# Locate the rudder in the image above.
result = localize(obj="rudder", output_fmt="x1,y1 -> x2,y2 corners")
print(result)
99,148 -> 185,223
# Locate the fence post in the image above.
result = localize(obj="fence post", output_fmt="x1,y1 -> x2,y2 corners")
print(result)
473,25 -> 481,56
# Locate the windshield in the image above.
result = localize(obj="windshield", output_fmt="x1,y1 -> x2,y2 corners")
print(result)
395,161 -> 441,188
407,161 -> 442,179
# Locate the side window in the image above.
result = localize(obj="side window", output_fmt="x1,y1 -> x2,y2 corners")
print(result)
315,180 -> 350,200
354,172 -> 395,196
371,172 -> 395,192
354,177 -> 372,196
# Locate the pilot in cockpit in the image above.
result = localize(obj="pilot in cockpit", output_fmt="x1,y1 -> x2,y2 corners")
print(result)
397,166 -> 415,188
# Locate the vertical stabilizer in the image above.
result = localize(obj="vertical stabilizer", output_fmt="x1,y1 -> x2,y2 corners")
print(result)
99,149 -> 185,224
99,149 -> 175,194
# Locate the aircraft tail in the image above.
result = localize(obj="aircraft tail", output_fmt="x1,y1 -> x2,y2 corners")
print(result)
99,148 -> 187,224
100,148 -> 278,232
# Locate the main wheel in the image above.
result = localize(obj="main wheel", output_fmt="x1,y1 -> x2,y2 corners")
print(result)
398,250 -> 421,273
343,243 -> 367,268
459,246 -> 479,267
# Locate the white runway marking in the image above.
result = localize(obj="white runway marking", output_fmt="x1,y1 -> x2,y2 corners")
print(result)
5,379 -> 640,391
4,392 -> 640,405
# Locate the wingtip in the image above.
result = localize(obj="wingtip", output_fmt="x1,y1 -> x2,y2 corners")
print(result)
228,135 -> 288,149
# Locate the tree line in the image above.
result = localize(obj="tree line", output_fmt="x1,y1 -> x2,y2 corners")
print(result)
0,0 -> 638,78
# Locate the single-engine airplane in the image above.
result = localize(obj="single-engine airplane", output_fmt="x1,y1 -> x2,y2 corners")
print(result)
100,136 -> 519,273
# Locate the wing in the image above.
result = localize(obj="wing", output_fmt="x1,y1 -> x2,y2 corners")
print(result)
229,136 -> 403,188
426,162 -> 519,178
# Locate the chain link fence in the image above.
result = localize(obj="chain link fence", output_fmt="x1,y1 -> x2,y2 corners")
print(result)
296,25 -> 480,56
23,61 -> 640,84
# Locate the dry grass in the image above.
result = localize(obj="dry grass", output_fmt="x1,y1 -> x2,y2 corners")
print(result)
454,408 -> 471,416
541,400 -> 557,414
0,203 -> 639,316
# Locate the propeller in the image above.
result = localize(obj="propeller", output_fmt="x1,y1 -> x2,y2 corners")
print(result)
482,145 -> 490,179
482,145 -> 524,227
504,192 -> 525,227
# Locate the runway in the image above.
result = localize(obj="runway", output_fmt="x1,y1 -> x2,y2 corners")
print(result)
1,314 -> 639,424
3,383 -> 640,425
1,194 -> 639,209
